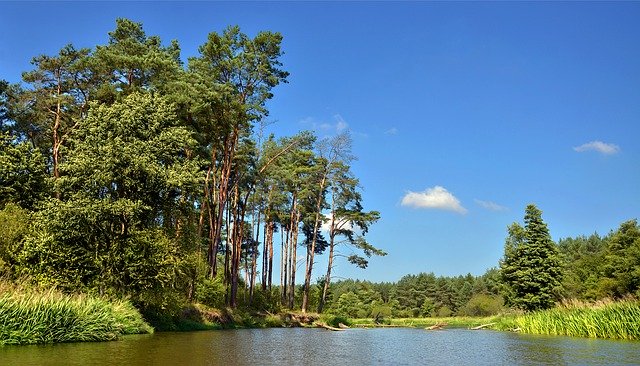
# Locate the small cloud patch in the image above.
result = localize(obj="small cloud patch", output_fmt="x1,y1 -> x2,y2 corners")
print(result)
474,199 -> 507,212
573,141 -> 620,155
401,186 -> 467,214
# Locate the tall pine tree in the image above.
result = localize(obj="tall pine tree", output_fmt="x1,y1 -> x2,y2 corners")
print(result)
500,204 -> 562,311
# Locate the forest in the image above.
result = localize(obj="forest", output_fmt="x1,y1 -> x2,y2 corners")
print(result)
0,18 -> 384,322
1,18 -> 639,330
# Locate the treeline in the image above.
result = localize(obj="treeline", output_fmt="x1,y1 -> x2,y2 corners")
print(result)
320,270 -> 502,318
0,18 -> 383,318
315,211 -> 640,318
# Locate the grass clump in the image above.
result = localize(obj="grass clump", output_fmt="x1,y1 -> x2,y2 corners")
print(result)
320,315 -> 352,328
0,282 -> 152,345
506,298 -> 640,340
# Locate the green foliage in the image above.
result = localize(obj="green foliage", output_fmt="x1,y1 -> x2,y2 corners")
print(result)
0,132 -> 50,209
420,298 -> 435,317
11,92 -> 199,313
500,204 -> 563,311
320,314 -> 352,328
599,220 -> 640,297
0,203 -> 31,275
459,294 -> 504,316
196,276 -> 226,308
558,234 -> 607,299
511,298 -> 640,340
0,282 -> 152,345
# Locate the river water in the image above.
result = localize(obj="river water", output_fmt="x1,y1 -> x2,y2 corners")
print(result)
1,328 -> 639,365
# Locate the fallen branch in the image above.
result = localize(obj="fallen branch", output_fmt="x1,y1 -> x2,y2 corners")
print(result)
314,322 -> 346,331
470,322 -> 496,330
425,322 -> 447,330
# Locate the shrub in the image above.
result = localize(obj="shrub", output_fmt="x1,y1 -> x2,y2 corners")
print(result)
459,294 -> 504,316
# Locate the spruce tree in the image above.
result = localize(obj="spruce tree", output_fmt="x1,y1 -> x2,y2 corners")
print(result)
500,204 -> 563,311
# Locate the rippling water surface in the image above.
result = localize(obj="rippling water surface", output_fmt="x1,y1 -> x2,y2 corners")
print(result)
2,328 -> 639,365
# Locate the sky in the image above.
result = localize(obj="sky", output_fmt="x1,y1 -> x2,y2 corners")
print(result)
1,1 -> 639,283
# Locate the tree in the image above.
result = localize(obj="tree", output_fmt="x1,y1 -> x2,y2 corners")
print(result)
19,44 -> 93,184
599,220 -> 640,297
187,27 -> 288,309
17,92 -> 200,311
0,80 -> 9,131
91,18 -> 182,101
557,234 -> 607,299
0,132 -> 50,210
316,134 -> 384,312
499,204 -> 563,311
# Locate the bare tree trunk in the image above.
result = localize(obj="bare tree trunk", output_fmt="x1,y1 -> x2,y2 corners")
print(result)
280,227 -> 287,304
249,208 -> 260,304
262,218 -> 269,291
288,203 -> 299,309
267,222 -> 274,290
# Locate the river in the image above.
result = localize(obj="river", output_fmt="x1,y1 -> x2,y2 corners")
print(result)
1,328 -> 639,365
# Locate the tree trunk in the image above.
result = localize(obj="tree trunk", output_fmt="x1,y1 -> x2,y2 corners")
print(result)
249,207 -> 260,304
267,222 -> 274,290
280,227 -> 287,304
301,172 -> 328,313
318,209 -> 336,313
289,203 -> 299,309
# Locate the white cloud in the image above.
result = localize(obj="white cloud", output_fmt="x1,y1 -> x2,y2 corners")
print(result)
320,212 -> 353,233
385,127 -> 398,135
573,141 -> 620,155
474,199 -> 507,211
401,186 -> 468,214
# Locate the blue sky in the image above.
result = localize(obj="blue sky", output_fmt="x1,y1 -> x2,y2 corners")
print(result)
2,2 -> 639,282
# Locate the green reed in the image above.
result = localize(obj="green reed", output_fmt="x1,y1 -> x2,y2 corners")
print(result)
511,298 -> 640,340
0,282 -> 152,345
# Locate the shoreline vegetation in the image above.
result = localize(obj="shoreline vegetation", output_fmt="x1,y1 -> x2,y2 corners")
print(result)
0,282 -> 152,345
3,282 -> 639,345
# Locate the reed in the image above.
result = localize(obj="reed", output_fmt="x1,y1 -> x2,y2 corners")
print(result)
0,282 -> 153,345
510,298 -> 640,340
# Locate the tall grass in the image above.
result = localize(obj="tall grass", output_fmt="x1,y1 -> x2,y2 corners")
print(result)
509,298 -> 640,340
0,282 -> 153,345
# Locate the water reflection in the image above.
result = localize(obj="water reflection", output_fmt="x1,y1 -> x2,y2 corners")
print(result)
1,328 -> 639,366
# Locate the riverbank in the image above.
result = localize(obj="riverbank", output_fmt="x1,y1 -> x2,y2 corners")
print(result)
351,299 -> 640,341
351,315 -> 502,329
495,298 -> 640,340
149,303 -> 345,332
0,283 -> 152,345
4,282 -> 638,346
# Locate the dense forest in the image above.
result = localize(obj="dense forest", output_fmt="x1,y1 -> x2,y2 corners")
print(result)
1,19 -> 638,324
0,18 -> 384,319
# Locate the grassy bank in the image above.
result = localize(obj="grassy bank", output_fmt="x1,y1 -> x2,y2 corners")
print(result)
149,303 -> 326,331
0,283 -> 153,345
497,299 -> 640,340
351,315 -> 502,329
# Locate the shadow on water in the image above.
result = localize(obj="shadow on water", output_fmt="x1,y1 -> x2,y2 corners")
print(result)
1,328 -> 639,366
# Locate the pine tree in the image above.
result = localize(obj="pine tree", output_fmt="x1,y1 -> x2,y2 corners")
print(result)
500,204 -> 563,311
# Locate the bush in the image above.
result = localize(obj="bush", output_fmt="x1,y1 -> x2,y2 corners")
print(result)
196,277 -> 226,308
321,315 -> 352,328
459,294 -> 504,316
436,306 -> 452,317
